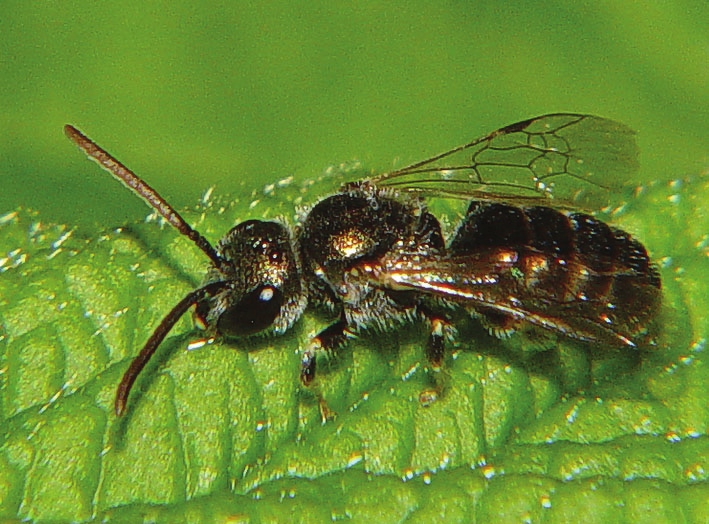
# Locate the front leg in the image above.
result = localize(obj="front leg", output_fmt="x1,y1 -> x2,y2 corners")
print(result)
300,313 -> 353,386
300,313 -> 355,421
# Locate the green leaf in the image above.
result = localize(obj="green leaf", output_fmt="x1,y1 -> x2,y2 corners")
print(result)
0,172 -> 707,523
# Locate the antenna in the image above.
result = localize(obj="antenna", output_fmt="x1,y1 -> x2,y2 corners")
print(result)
64,125 -> 224,270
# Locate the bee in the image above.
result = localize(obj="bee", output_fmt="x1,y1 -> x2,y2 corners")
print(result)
64,114 -> 661,417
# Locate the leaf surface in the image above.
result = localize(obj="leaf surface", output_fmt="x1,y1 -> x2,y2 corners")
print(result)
0,173 -> 707,523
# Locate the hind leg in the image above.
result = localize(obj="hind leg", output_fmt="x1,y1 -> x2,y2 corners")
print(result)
418,307 -> 456,406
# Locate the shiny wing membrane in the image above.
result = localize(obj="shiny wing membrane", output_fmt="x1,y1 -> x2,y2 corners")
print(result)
377,257 -> 647,347
371,113 -> 639,209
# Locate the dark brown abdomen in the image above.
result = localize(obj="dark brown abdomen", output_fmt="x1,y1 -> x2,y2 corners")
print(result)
449,201 -> 661,346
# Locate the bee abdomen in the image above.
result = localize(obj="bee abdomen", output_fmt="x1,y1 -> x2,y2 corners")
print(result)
449,201 -> 660,345
451,201 -> 657,280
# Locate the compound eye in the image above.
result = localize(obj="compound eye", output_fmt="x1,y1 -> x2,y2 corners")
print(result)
217,285 -> 284,337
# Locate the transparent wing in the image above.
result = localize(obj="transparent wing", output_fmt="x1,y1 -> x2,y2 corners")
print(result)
371,114 -> 639,209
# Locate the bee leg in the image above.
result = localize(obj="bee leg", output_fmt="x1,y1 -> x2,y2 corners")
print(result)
426,316 -> 448,371
419,308 -> 455,406
300,314 -> 352,422
300,316 -> 351,386
300,347 -> 318,388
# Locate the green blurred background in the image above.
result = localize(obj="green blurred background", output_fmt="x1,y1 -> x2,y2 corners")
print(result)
2,1 -> 708,228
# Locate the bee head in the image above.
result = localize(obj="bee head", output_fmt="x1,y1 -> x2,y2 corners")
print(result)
196,219 -> 305,337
